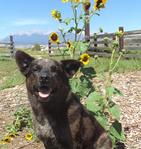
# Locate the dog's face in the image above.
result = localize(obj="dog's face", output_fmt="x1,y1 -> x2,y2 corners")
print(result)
15,51 -> 82,103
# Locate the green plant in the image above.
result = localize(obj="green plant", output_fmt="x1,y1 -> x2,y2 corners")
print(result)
70,50 -> 125,147
0,107 -> 36,146
84,35 -> 125,147
50,0 -> 101,58
5,107 -> 34,136
50,0 -> 125,148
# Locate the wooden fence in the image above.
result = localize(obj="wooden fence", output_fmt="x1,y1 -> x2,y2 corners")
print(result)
48,26 -> 141,59
0,35 -> 15,58
47,27 -> 124,56
48,41 -> 66,55
87,27 -> 141,59
89,27 -> 123,51
88,27 -> 141,51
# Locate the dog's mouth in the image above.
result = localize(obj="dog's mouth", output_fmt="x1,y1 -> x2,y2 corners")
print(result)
38,89 -> 52,98
37,86 -> 56,101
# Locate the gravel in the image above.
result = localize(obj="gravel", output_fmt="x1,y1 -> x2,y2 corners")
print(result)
0,71 -> 141,149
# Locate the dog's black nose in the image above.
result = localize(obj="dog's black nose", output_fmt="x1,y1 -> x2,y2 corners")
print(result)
40,73 -> 49,81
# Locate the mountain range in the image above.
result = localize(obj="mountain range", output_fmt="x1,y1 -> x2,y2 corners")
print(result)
2,29 -> 141,49
1,32 -> 79,47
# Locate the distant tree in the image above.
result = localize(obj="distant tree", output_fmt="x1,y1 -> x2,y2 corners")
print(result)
32,44 -> 41,51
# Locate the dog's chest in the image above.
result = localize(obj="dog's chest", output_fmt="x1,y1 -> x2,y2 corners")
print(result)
33,110 -> 73,148
31,105 -> 56,141
35,117 -> 55,139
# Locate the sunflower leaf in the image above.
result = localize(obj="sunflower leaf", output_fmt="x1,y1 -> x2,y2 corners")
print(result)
64,18 -> 72,25
80,67 -> 96,79
70,75 -> 94,99
109,120 -> 125,141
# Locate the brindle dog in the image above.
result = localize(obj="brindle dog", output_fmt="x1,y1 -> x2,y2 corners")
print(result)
15,50 -> 112,149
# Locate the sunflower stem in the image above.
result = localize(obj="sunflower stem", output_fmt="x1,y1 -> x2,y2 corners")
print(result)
57,42 -> 65,59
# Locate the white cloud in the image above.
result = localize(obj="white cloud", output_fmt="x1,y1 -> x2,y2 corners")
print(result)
12,18 -> 48,26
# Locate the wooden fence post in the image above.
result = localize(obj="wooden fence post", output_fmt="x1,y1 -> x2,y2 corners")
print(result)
9,35 -> 15,58
85,10 -> 90,42
48,40 -> 51,55
119,27 -> 124,51
93,33 -> 97,47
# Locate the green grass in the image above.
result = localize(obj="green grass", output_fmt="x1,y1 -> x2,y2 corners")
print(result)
0,58 -> 25,90
0,48 -> 9,53
18,48 -> 50,58
87,57 -> 141,73
125,49 -> 141,54
1,48 -> 141,90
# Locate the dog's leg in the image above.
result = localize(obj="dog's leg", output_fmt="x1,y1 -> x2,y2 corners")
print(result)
43,139 -> 59,149
93,133 -> 112,149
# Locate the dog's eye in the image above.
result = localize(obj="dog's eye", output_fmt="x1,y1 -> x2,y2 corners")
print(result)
51,66 -> 57,72
32,65 -> 41,72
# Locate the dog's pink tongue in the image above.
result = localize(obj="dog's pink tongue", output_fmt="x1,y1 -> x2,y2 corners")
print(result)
39,92 -> 50,98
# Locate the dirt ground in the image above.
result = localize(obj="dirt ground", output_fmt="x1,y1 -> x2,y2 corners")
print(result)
0,71 -> 141,149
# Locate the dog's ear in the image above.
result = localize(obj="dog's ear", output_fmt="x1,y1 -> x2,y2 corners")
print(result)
15,50 -> 35,76
61,59 -> 83,78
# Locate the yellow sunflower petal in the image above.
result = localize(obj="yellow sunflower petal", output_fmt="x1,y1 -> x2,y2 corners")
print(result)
0,140 -> 6,145
8,133 -> 17,138
25,133 -> 33,141
102,0 -> 107,4
51,9 -> 61,20
2,136 -> 12,143
80,59 -> 90,65
66,41 -> 73,48
71,0 -> 80,3
80,53 -> 90,59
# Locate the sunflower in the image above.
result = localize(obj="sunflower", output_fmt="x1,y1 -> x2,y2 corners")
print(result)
2,136 -> 12,143
83,0 -> 91,11
62,0 -> 69,3
80,53 -> 90,65
8,133 -> 17,138
94,0 -> 107,10
25,133 -> 33,141
51,9 -> 61,21
49,32 -> 59,43
66,41 -> 73,49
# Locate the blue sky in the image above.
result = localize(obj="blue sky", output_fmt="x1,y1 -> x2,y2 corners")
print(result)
0,0 -> 141,39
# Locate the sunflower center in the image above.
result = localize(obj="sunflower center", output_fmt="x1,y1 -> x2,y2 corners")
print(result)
83,2 -> 91,11
67,42 -> 71,48
96,0 -> 102,8
82,56 -> 88,62
51,34 -> 58,41
27,134 -> 31,137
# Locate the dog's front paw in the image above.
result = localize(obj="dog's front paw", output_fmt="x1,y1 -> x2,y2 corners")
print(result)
94,133 -> 112,149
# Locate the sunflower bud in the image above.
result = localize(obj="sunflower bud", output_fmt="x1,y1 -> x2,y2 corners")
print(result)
83,0 -> 91,11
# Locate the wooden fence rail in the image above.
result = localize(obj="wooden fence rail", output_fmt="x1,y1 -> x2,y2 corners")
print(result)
88,27 -> 124,51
